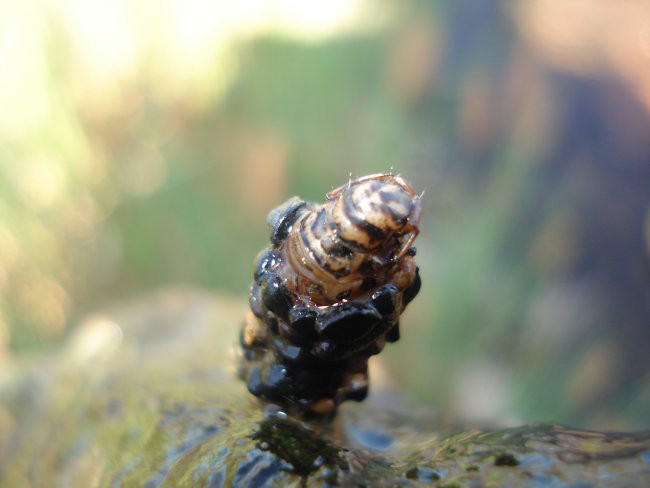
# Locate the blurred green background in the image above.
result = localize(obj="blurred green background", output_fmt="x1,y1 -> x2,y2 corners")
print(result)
1,0 -> 649,430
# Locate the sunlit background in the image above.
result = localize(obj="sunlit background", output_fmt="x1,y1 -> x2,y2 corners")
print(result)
1,0 -> 649,430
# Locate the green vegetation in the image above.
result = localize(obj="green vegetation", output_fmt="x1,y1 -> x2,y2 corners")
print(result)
1,1 -> 648,430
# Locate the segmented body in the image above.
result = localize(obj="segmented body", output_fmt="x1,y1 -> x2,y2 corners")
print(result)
278,174 -> 420,304
239,174 -> 421,417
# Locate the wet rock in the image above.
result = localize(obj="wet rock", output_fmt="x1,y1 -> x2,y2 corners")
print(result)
1,289 -> 649,487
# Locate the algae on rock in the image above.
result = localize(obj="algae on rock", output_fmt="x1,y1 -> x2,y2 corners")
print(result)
1,289 -> 649,487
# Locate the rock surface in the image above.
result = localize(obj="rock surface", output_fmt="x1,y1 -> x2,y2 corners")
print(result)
1,289 -> 649,487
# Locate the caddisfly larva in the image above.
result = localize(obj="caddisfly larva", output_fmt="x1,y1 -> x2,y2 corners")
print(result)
238,173 -> 421,417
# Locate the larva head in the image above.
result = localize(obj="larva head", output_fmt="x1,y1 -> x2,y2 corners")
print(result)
328,174 -> 421,258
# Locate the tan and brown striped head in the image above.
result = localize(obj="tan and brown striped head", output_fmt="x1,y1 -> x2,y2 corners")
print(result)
327,174 -> 421,260
277,173 -> 421,305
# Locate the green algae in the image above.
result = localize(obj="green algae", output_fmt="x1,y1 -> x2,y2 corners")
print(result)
252,416 -> 347,477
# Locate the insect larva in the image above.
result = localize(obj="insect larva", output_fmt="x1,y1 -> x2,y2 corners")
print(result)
238,173 -> 421,418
